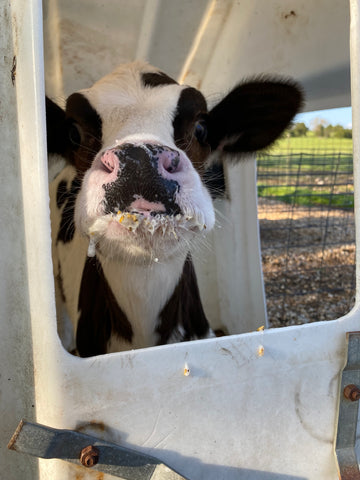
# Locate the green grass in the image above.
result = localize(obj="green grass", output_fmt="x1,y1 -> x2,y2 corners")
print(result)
270,135 -> 353,154
257,153 -> 353,174
257,186 -> 354,209
257,136 -> 354,209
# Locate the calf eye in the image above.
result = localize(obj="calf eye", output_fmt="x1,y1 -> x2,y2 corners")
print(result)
68,122 -> 83,148
194,120 -> 208,145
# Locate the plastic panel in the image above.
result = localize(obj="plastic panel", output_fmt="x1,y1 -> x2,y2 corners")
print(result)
1,1 -> 359,480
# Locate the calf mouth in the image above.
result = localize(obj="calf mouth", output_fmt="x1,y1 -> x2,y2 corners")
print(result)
86,208 -> 208,259
113,209 -> 207,235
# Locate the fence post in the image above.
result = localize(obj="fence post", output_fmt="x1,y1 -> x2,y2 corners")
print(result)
350,0 -> 360,304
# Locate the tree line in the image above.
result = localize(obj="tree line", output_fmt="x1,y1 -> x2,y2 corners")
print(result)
288,120 -> 352,139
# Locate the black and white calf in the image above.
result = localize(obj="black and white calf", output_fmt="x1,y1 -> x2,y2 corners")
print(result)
47,61 -> 302,357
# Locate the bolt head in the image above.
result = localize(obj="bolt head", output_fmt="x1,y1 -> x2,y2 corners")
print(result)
79,445 -> 99,468
344,384 -> 360,401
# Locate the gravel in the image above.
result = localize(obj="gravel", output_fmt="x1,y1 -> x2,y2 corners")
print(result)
257,198 -> 356,328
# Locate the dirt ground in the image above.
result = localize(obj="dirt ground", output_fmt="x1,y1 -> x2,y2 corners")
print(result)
257,198 -> 356,328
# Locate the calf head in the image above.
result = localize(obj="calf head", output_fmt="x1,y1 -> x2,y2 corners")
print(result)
47,61 -> 302,265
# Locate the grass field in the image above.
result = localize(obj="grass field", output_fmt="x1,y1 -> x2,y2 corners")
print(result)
257,136 -> 354,209
257,185 -> 354,209
270,135 -> 353,154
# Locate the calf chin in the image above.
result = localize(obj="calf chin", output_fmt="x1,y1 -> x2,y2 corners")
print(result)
47,61 -> 303,356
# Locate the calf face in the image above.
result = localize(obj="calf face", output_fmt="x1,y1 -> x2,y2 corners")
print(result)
47,61 -> 302,356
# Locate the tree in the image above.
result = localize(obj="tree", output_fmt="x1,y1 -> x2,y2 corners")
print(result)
309,117 -> 352,138
290,122 -> 308,137
314,124 -> 325,137
332,124 -> 345,138
324,124 -> 334,138
311,117 -> 329,137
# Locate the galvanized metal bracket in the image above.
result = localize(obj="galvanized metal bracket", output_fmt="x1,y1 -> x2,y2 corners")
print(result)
8,419 -> 189,480
335,332 -> 360,479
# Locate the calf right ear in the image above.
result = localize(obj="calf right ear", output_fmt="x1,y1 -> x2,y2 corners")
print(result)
46,97 -> 68,156
206,78 -> 303,154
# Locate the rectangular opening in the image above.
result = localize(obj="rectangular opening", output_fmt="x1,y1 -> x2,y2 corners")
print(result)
257,109 -> 355,327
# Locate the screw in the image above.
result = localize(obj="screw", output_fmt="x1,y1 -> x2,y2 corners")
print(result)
79,445 -> 99,468
344,384 -> 360,401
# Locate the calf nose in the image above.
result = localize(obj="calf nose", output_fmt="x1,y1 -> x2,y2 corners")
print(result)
99,144 -> 182,177
101,143 -> 182,216
116,143 -> 183,177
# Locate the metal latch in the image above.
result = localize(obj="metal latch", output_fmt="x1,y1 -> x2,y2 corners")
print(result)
335,332 -> 360,479
8,419 -> 189,480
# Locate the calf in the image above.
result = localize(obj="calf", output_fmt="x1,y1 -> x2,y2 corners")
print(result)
47,61 -> 302,357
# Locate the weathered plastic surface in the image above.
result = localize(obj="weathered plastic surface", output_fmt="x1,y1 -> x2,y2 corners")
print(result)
0,1 -> 358,479
0,1 -> 41,478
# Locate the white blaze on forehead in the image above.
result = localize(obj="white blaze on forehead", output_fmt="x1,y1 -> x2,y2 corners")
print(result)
79,61 -> 186,150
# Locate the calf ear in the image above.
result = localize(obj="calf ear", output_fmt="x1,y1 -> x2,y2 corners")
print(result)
207,78 -> 303,153
46,97 -> 67,155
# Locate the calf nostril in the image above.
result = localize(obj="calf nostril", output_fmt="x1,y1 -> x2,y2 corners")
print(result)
163,152 -> 181,174
170,156 -> 180,172
101,150 -> 118,173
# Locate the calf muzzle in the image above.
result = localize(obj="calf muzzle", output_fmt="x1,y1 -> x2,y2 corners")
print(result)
102,143 -> 182,217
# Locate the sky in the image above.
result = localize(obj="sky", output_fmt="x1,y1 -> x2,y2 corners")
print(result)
295,106 -> 352,129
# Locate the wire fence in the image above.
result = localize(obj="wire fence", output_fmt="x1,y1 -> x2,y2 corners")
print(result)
257,140 -> 355,327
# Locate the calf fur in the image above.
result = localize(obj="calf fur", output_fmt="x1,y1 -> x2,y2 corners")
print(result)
47,61 -> 302,357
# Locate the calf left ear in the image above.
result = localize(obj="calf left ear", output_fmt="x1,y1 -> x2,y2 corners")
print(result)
207,78 -> 303,153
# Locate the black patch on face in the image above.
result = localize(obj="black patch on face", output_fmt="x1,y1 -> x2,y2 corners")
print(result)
172,87 -> 210,171
77,256 -> 133,357
57,177 -> 81,244
65,93 -> 103,173
142,71 -> 178,88
156,255 -> 210,344
103,144 -> 181,216
173,87 -> 208,145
